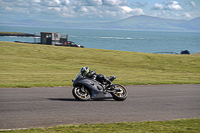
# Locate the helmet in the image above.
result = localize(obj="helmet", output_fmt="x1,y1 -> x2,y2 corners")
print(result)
80,67 -> 89,77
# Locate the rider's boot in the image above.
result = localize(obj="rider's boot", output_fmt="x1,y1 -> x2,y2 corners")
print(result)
105,82 -> 115,92
102,76 -> 115,93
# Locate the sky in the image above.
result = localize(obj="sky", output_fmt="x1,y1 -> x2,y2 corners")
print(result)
0,0 -> 200,23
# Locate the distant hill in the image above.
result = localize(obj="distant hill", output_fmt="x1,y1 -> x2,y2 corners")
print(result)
179,17 -> 200,31
0,15 -> 200,32
98,15 -> 187,31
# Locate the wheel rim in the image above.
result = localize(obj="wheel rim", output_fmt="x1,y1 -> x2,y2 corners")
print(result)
74,86 -> 90,99
114,85 -> 127,97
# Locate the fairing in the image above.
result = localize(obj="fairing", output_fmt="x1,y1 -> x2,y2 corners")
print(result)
73,75 -> 112,99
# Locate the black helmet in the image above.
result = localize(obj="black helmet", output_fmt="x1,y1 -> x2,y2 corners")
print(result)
80,67 -> 89,77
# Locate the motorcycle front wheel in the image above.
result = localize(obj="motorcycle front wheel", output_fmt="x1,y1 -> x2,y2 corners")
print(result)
72,85 -> 91,101
111,84 -> 128,101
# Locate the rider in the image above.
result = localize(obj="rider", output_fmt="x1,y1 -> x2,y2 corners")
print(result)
80,67 -> 114,87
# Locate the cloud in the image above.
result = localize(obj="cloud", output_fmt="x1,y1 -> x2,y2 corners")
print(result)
131,2 -> 148,7
152,3 -> 163,10
164,1 -> 182,10
102,0 -> 127,7
78,0 -> 102,6
34,0 -> 41,2
184,1 -> 195,8
120,6 -> 132,13
152,1 -> 182,11
182,1 -> 196,12
4,6 -> 13,11
184,12 -> 191,18
152,10 -> 185,20
190,1 -> 195,7
150,1 -> 200,20
74,0 -> 126,7
132,8 -> 145,15
61,0 -> 70,5
39,0 -> 62,7
0,0 -> 146,21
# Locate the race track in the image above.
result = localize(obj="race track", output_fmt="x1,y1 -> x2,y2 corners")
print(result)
0,84 -> 200,129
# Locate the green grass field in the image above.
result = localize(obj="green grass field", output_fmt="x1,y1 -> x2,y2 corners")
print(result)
0,31 -> 27,35
1,41 -> 200,132
1,118 -> 200,133
0,31 -> 21,34
0,41 -> 200,87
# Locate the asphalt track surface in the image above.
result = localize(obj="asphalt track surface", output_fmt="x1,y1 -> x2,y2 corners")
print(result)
0,84 -> 200,129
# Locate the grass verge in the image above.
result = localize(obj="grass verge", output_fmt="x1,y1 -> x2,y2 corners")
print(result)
0,41 -> 200,87
1,118 -> 200,133
0,31 -> 23,34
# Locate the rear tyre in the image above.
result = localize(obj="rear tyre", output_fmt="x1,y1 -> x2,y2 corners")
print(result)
72,85 -> 91,101
111,84 -> 128,101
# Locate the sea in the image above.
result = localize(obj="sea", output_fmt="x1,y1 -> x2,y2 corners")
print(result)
0,25 -> 200,54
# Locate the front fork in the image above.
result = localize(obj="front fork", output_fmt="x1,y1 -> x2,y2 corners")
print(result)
80,85 -> 86,92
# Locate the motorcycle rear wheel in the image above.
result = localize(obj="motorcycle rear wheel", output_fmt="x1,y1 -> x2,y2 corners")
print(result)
111,84 -> 128,101
72,86 -> 91,101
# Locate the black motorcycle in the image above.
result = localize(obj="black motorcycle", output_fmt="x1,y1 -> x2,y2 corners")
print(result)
72,72 -> 128,101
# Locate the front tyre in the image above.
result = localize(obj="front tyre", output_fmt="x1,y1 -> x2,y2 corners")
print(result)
72,85 -> 91,101
111,84 -> 128,101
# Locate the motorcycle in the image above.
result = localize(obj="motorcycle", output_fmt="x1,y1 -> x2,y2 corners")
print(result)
72,72 -> 128,101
